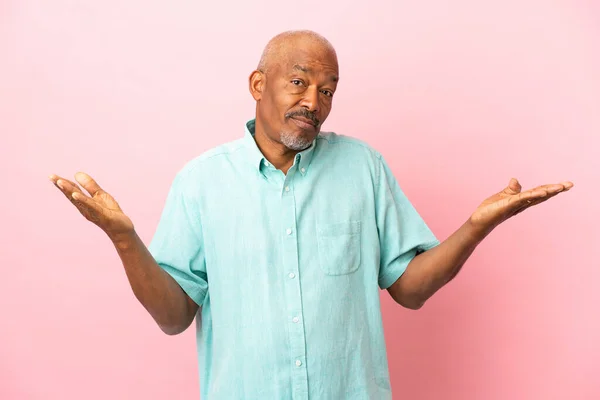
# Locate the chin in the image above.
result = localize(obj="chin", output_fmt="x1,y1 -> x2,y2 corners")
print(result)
280,130 -> 314,151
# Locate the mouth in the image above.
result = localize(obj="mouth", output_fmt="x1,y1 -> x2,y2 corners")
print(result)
290,116 -> 317,131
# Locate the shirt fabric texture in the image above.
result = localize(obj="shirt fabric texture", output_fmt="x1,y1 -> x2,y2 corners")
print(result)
148,119 -> 440,399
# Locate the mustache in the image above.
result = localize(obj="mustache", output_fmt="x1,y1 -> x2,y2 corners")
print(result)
285,109 -> 320,127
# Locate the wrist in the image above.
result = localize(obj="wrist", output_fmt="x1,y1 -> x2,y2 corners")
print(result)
464,217 -> 494,244
108,229 -> 138,251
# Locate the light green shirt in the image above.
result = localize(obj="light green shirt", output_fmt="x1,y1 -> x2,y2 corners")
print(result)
149,119 -> 440,399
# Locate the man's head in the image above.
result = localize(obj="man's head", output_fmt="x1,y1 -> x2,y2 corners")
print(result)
249,30 -> 339,151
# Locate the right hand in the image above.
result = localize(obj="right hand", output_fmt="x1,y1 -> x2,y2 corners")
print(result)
49,172 -> 134,239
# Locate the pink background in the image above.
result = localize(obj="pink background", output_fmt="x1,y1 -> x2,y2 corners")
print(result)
2,0 -> 599,399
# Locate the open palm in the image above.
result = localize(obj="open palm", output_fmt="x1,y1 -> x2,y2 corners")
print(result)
49,172 -> 134,237
470,178 -> 573,234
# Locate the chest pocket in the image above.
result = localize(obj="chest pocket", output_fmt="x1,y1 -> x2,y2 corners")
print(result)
316,221 -> 361,275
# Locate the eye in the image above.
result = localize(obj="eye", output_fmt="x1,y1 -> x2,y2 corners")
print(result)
321,90 -> 334,97
291,79 -> 304,86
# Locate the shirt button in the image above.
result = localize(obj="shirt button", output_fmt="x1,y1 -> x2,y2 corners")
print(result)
295,360 -> 302,367
285,186 -> 290,192
301,168 -> 306,173
288,272 -> 295,279
292,316 -> 300,323
286,228 -> 292,235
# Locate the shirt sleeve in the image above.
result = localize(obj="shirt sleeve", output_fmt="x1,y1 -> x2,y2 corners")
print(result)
375,155 -> 440,290
148,169 -> 208,306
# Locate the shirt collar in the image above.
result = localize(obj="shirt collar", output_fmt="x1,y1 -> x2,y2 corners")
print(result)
243,119 -> 316,176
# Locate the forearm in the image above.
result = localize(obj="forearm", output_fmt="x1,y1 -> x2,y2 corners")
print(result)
110,230 -> 198,334
389,219 -> 487,309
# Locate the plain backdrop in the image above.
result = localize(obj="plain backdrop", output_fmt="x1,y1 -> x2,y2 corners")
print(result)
1,0 -> 599,399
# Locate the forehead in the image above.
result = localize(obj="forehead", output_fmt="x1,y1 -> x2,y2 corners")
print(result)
280,49 -> 339,81
276,44 -> 338,80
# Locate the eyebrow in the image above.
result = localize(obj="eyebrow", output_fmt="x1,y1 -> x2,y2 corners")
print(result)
293,64 -> 310,73
292,64 -> 339,83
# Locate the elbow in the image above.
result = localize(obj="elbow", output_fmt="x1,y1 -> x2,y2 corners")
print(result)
159,323 -> 188,336
393,293 -> 427,310
157,314 -> 195,335
402,298 -> 426,310
388,281 -> 428,310
155,304 -> 198,336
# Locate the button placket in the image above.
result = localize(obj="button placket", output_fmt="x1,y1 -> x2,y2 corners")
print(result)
280,170 -> 309,399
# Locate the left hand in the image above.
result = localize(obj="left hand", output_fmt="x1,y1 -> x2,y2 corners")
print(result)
469,178 -> 574,238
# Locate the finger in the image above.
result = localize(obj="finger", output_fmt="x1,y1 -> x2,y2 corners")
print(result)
50,174 -> 81,190
531,182 -> 572,195
56,178 -> 85,196
74,172 -> 104,197
50,174 -> 86,201
514,183 -> 567,204
560,181 -> 574,191
503,189 -> 545,213
513,189 -> 563,215
513,189 -> 547,206
502,178 -> 522,195
50,174 -> 105,224
539,183 -> 566,194
49,174 -> 66,188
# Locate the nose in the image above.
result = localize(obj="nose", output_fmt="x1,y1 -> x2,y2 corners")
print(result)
300,86 -> 319,113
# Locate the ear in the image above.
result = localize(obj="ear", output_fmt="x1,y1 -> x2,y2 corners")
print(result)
249,70 -> 264,101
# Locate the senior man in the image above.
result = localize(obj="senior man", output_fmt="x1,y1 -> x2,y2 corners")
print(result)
50,30 -> 572,399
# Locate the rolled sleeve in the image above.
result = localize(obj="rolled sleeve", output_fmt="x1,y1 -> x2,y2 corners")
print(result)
375,155 -> 440,290
148,168 -> 208,306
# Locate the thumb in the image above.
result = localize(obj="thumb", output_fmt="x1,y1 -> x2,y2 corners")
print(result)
503,178 -> 522,195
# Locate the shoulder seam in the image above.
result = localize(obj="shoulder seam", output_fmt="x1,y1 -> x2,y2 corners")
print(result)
200,141 -> 247,162
180,141 -> 248,177
317,134 -> 383,159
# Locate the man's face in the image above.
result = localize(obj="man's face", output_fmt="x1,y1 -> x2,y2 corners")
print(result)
254,45 -> 339,151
